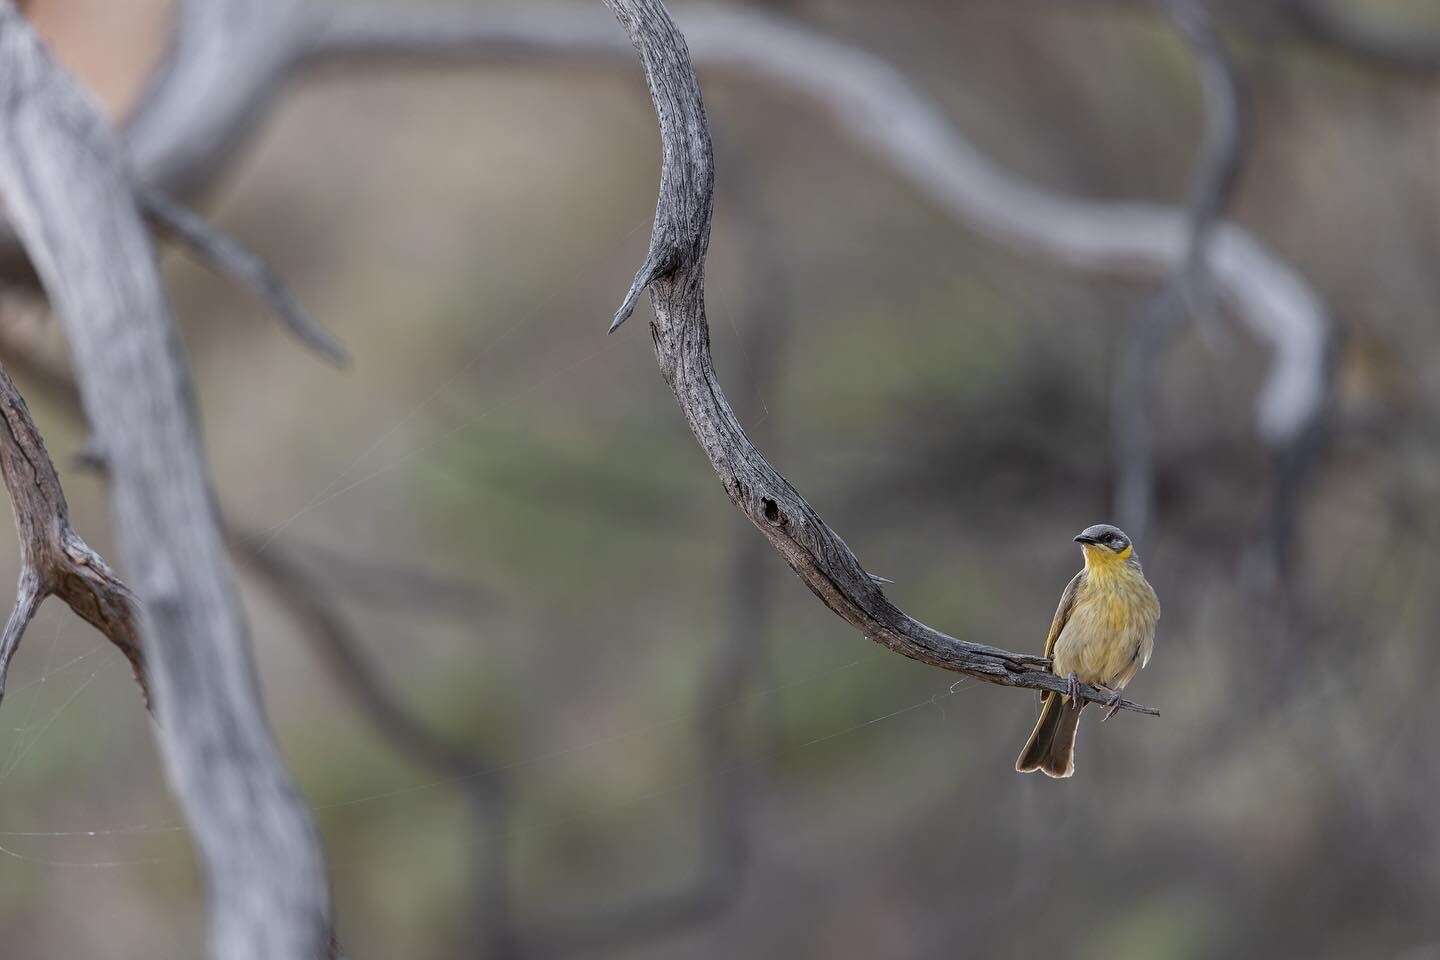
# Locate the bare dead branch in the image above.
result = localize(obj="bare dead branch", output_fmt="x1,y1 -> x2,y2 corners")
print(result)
590,0 -> 1156,716
139,189 -> 349,365
1115,0 -> 1247,544
0,361 -> 147,704
0,8 -> 330,959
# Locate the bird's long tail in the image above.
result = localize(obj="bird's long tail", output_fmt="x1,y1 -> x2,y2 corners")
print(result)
1015,692 -> 1085,779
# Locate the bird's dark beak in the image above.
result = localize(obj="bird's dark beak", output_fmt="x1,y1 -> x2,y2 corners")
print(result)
1074,533 -> 1097,544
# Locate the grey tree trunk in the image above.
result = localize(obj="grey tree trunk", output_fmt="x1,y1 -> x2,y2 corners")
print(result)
0,8 -> 330,959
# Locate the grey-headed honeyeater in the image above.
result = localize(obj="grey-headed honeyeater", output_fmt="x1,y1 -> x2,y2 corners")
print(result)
1015,524 -> 1159,779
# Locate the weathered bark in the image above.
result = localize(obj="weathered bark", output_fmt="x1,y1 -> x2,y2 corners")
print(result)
0,362 -> 145,704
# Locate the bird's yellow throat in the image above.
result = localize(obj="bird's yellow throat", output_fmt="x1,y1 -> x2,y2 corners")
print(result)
1081,542 -> 1134,577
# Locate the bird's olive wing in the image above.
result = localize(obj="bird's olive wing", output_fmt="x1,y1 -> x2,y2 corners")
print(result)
1043,570 -> 1085,662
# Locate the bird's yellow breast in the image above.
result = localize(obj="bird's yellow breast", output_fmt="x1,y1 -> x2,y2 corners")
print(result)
1051,553 -> 1159,689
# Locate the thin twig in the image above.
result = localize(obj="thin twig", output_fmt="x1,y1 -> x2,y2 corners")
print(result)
140,189 -> 349,365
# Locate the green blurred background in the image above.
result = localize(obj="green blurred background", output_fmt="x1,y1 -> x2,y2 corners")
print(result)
2,1 -> 1440,957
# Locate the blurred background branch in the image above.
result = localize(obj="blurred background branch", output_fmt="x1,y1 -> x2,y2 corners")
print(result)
1282,0 -> 1440,74
1114,0 -> 1247,549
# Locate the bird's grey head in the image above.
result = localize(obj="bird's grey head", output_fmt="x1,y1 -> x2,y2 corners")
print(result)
1073,523 -> 1132,554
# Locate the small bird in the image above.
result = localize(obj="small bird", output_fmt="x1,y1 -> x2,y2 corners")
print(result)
1015,524 -> 1159,779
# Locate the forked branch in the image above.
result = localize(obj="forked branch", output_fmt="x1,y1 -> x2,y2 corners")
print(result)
0,362 -> 146,705
599,0 -> 1155,717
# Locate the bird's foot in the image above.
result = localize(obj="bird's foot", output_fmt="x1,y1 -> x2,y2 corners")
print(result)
1100,685 -> 1125,722
1065,671 -> 1083,705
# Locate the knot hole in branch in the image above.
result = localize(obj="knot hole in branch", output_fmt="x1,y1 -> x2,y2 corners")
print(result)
761,497 -> 785,526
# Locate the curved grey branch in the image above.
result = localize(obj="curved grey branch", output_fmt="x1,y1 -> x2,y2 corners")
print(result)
595,0 -> 1154,716
0,9 -> 329,960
